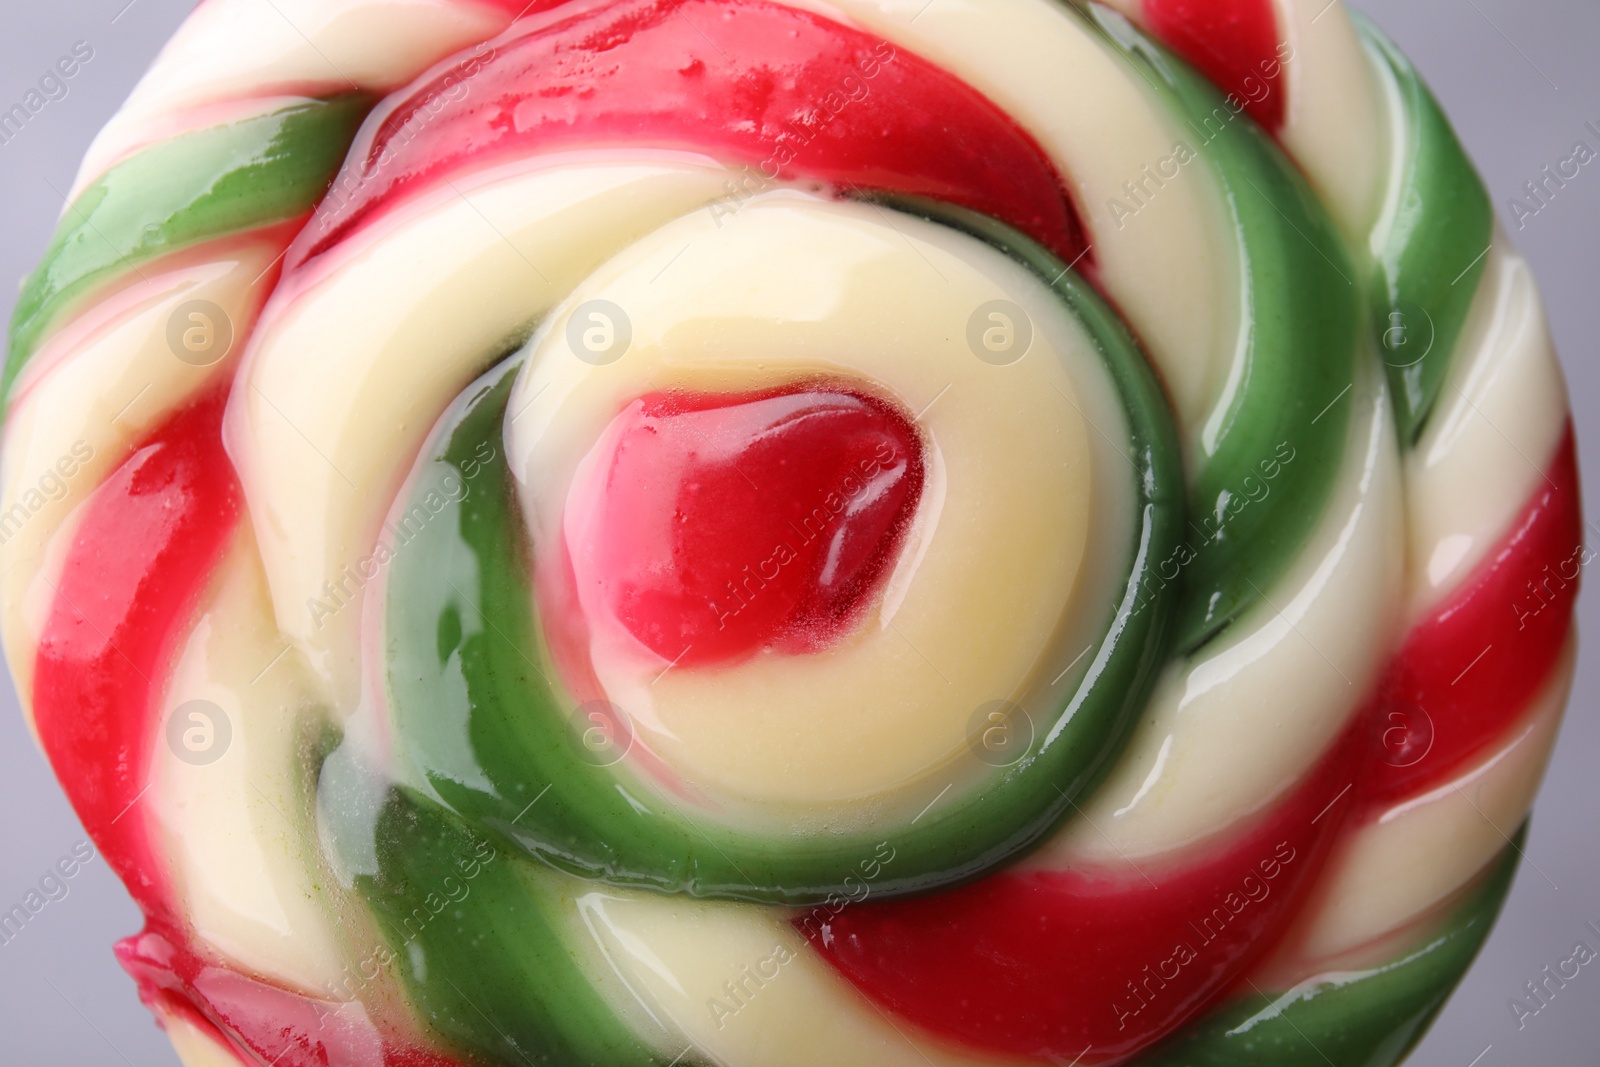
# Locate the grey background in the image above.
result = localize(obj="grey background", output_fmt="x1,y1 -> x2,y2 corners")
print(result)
0,0 -> 1594,1063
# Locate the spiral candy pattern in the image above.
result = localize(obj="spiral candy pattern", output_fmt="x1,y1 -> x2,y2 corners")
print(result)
3,1 -> 1580,1066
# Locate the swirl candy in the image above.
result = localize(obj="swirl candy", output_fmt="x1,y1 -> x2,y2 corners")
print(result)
3,1 -> 1580,1065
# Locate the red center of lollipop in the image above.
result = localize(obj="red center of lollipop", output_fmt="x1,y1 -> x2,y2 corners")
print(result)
572,386 -> 925,667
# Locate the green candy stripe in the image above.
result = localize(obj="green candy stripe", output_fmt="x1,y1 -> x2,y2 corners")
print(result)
329,777 -> 673,1066
313,369 -> 672,1064
1135,828 -> 1524,1067
1357,15 -> 1495,444
4,95 -> 370,406
380,230 -> 1182,906
1089,9 -> 1360,652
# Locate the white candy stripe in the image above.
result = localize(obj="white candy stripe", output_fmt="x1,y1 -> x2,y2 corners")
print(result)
71,0 -> 510,196
1272,0 -> 1386,240
807,0 -> 1238,439
150,529 -> 356,996
1042,355 -> 1403,862
164,1013 -> 247,1067
1092,0 -> 1140,20
508,195 -> 1127,811
1067,0 -> 1386,244
0,238 -> 281,722
1273,636 -> 1573,968
1403,238 -> 1570,618
1279,216 -> 1576,989
576,887 -> 1012,1067
226,160 -> 734,703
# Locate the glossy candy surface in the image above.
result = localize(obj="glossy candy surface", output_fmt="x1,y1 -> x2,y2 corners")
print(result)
3,2 -> 1578,1066
565,386 -> 926,665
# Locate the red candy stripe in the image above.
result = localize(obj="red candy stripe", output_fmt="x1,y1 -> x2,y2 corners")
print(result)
1144,0 -> 1287,131
288,0 -> 1086,269
119,929 -> 461,1067
805,735 -> 1362,1064
32,389 -> 241,925
564,386 -> 924,667
30,394 -> 458,1067
1360,425 -> 1582,806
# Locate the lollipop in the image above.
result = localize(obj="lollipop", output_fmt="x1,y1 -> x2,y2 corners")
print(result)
3,1 -> 1578,1065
